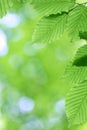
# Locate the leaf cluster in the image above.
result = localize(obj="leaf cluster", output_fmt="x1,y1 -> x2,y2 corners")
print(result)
29,0 -> 87,127
30,0 -> 87,43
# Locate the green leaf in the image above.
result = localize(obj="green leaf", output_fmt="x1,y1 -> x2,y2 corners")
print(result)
30,0 -> 75,17
67,5 -> 87,40
33,13 -> 67,43
0,0 -> 12,17
65,45 -> 87,84
0,0 -> 26,18
66,80 -> 87,126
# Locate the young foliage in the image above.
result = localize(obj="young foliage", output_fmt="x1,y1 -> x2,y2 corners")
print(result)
65,45 -> 87,84
0,0 -> 26,18
32,2 -> 87,43
30,0 -> 75,17
0,0 -> 12,17
33,13 -> 67,43
66,80 -> 87,126
67,5 -> 87,40
65,44 -> 87,126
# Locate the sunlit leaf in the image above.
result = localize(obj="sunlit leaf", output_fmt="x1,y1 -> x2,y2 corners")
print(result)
65,45 -> 87,84
66,80 -> 87,126
33,13 -> 67,43
30,0 -> 75,17
67,6 -> 87,40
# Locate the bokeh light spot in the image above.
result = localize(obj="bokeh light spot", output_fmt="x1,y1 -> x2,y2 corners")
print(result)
18,97 -> 35,113
0,13 -> 21,28
0,30 -> 8,56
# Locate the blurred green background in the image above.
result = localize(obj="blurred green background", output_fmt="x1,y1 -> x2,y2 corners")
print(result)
0,2 -> 87,130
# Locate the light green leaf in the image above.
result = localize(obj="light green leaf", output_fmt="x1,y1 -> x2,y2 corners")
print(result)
65,44 -> 87,84
33,13 -> 67,43
66,80 -> 87,126
30,0 -> 75,17
67,5 -> 87,40
0,0 -> 12,17
0,0 -> 26,18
